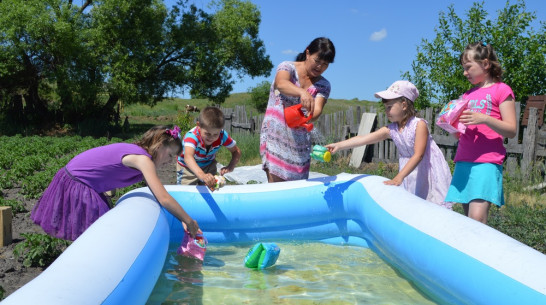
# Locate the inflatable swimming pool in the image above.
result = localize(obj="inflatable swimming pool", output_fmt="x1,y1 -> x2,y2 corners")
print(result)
2,174 -> 546,304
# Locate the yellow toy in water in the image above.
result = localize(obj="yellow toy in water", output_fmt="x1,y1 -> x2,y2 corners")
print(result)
310,145 -> 331,162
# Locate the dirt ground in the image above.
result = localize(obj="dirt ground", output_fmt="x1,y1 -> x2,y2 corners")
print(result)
0,163 -> 177,299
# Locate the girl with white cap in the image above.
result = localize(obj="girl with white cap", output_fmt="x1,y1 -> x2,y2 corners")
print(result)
326,80 -> 452,208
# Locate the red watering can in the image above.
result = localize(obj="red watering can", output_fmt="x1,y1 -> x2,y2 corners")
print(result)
284,104 -> 313,132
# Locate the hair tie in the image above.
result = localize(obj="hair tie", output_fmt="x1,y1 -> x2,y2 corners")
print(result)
166,125 -> 181,139
482,41 -> 487,46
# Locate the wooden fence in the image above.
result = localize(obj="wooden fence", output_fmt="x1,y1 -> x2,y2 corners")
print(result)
221,95 -> 546,177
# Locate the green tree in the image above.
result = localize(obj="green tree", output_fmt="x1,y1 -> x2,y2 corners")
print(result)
0,0 -> 272,131
0,0 -> 95,126
248,80 -> 271,113
402,0 -> 546,110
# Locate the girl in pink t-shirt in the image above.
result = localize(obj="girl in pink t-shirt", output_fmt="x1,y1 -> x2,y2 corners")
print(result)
445,42 -> 517,224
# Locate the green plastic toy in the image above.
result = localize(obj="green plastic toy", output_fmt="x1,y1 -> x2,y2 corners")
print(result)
244,242 -> 280,269
310,145 -> 331,162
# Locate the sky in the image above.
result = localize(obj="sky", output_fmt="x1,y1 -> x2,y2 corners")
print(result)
168,0 -> 546,102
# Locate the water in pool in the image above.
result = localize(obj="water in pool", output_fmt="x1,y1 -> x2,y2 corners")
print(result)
147,242 -> 437,305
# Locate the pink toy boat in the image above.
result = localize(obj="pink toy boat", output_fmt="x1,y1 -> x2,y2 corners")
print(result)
177,231 -> 208,261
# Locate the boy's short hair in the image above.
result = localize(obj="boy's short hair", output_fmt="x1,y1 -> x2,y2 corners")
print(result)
198,106 -> 225,129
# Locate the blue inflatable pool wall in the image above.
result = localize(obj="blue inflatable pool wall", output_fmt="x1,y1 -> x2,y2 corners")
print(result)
2,174 -> 546,304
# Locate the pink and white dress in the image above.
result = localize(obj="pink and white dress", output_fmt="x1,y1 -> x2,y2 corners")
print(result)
388,117 -> 452,208
260,61 -> 331,181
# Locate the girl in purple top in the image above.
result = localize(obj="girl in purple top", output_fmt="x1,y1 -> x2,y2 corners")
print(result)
445,42 -> 517,224
31,126 -> 201,241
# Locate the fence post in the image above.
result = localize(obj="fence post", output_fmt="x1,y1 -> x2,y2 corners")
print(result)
349,113 -> 377,168
521,107 -> 538,181
1,206 -> 12,246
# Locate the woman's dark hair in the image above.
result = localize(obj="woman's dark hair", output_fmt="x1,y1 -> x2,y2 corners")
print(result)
460,41 -> 503,82
295,37 -> 335,63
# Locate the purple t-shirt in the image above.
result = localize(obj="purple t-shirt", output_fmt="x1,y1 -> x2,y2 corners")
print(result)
454,82 -> 514,165
66,143 -> 151,193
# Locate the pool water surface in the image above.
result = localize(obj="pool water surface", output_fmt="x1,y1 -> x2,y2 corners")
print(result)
146,242 -> 437,304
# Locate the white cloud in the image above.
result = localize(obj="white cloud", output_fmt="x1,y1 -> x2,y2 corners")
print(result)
282,49 -> 298,55
370,28 -> 387,42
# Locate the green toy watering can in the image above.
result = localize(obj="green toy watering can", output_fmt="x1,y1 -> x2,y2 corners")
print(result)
310,145 -> 331,162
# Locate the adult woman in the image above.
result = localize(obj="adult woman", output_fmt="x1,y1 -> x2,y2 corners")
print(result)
260,37 -> 335,182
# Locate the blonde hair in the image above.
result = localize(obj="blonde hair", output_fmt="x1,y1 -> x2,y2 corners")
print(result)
135,125 -> 183,160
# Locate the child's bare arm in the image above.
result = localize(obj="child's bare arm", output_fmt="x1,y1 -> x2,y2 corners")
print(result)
122,154 -> 201,237
459,97 -> 517,138
384,120 -> 428,186
326,127 -> 390,154
184,146 -> 215,187
220,145 -> 241,175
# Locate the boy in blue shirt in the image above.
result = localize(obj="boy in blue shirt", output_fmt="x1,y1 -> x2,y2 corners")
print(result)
177,106 -> 241,189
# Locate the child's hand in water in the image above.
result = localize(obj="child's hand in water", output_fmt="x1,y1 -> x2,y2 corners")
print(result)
184,219 -> 201,238
383,177 -> 403,186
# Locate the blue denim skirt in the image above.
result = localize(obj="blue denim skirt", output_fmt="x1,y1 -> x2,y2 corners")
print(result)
445,162 -> 505,206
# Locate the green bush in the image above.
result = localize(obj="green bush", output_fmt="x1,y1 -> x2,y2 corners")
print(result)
0,198 -> 25,213
14,233 -> 71,268
248,81 -> 271,113
174,111 -> 197,135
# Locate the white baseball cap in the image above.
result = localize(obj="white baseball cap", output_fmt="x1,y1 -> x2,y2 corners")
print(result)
374,80 -> 419,102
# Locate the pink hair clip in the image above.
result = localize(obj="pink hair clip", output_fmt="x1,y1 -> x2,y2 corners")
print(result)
166,125 -> 181,139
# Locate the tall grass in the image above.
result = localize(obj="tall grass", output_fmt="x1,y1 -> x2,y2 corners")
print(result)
215,132 -> 261,166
